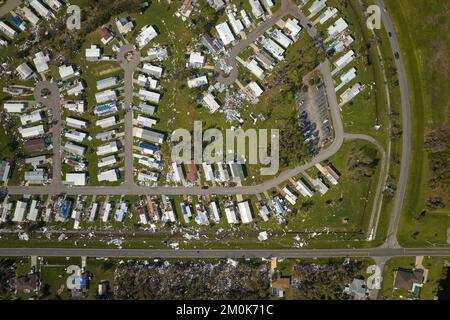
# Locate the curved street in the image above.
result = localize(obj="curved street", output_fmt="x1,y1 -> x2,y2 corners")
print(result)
0,1 -> 422,259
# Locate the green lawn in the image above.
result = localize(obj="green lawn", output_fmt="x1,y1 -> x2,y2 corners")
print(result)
385,0 -> 450,247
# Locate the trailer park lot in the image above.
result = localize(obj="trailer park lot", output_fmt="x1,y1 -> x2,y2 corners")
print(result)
0,0 -> 386,247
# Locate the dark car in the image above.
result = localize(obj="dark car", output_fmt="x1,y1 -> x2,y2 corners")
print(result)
201,185 -> 209,190
394,52 -> 400,60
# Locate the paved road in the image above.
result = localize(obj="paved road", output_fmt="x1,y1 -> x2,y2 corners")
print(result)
216,0 -> 319,85
1,247 -> 450,258
34,81 -> 63,190
117,44 -> 141,186
0,0 -> 22,17
376,0 -> 411,248
5,60 -> 345,196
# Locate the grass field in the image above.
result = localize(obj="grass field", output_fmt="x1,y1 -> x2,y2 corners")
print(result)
384,0 -> 450,246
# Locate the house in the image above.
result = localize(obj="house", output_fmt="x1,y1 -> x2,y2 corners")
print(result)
246,81 -> 264,99
115,202 -> 128,222
94,102 -> 118,116
24,138 -> 48,152
66,81 -> 85,96
313,178 -> 329,195
295,179 -> 314,198
240,9 -> 252,28
96,77 -> 119,91
16,63 -> 34,80
10,16 -> 27,31
64,129 -> 87,143
187,75 -> 208,89
138,103 -> 156,116
64,142 -> 86,157
195,204 -> 209,225
136,25 -> 158,48
100,27 -> 113,45
207,0 -> 225,11
102,202 -> 112,222
189,52 -> 205,68
282,186 -> 298,205
96,141 -> 119,156
271,271 -> 291,298
43,0 -> 63,11
137,115 -> 157,128
201,34 -> 222,55
57,199 -> 72,221
59,65 -> 76,81
180,202 -> 191,223
139,143 -> 160,155
202,92 -> 221,113
217,162 -> 230,182
138,156 -> 162,170
135,128 -> 165,144
228,161 -> 245,181
340,83 -> 363,105
137,171 -> 159,183
224,205 -> 238,224
255,50 -> 276,70
258,204 -> 270,222
98,155 -> 117,168
261,0 -> 274,10
20,111 -> 41,126
249,0 -> 264,19
171,162 -> 185,183
19,125 -> 45,139
284,18 -> 302,40
27,200 -> 40,221
88,203 -> 98,222
96,116 -> 117,129
334,50 -> 355,69
33,51 -> 50,73
66,117 -> 87,129
138,89 -> 160,104
227,11 -> 244,35
115,17 -> 134,35
215,22 -> 235,46
270,29 -> 292,49
86,45 -> 101,61
142,63 -> 163,78
4,102 -> 26,113
30,0 -> 53,20
25,169 -> 47,184
208,201 -> 220,223
394,268 -> 425,297
137,74 -> 158,90
63,101 -> 85,113
187,161 -> 198,182
261,37 -> 285,61
245,59 -> 265,80
237,201 -> 253,224
18,7 -> 40,26
0,161 -> 11,182
318,7 -> 338,25
95,89 -> 117,104
344,278 -> 368,300
327,18 -> 348,37
97,169 -> 118,182
202,162 -> 215,181
335,67 -> 357,91
0,21 -> 17,38
12,201 -> 27,222
96,130 -> 117,141
15,273 -> 40,293
146,47 -> 169,61
65,173 -> 87,186
25,155 -> 48,167
308,0 -> 327,17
